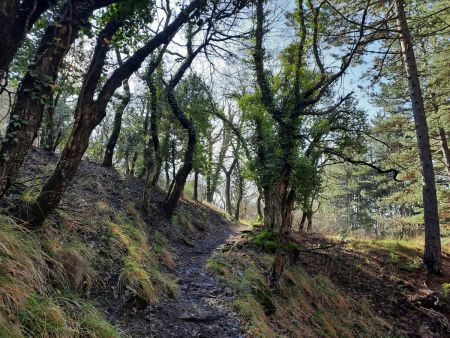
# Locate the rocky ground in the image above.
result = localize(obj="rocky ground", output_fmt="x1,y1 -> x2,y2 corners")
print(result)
108,218 -> 246,338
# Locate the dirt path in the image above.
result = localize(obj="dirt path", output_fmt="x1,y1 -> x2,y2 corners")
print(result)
115,222 -> 245,338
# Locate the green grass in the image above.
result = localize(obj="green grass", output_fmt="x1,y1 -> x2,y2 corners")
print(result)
105,209 -> 179,304
346,238 -> 426,272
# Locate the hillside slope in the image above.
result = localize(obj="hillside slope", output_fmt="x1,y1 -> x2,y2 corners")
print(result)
1,149 -> 449,337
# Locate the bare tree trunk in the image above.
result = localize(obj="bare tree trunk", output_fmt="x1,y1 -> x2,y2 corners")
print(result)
306,212 -> 312,232
102,81 -> 131,167
102,49 -> 131,167
234,171 -> 244,222
193,170 -> 199,201
299,213 -> 306,232
124,149 -> 131,175
222,158 -> 237,216
130,151 -> 138,176
165,158 -> 170,190
395,0 -> 441,273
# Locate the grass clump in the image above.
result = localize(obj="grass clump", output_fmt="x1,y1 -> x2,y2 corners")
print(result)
208,242 -> 387,338
0,215 -> 121,337
79,303 -> 122,338
347,238 -> 426,273
106,211 -> 179,304
0,217 -> 48,334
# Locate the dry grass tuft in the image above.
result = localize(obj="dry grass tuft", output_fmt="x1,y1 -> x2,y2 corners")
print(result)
207,242 -> 387,338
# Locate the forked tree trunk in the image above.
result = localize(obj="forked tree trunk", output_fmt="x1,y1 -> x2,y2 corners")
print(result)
222,158 -> 237,216
395,0 -> 441,273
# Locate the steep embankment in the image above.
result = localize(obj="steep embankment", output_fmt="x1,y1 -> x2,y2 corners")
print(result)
0,149 -> 243,337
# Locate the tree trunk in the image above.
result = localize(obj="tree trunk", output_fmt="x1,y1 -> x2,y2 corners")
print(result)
222,158 -> 237,216
0,0 -> 52,83
439,127 -> 450,177
124,149 -> 131,175
21,105 -> 99,225
42,93 -> 60,152
16,18 -> 126,225
234,173 -> 244,222
299,213 -> 306,232
163,90 -> 196,218
306,212 -> 313,232
263,166 -> 295,237
395,0 -> 441,273
0,0 -> 113,198
165,159 -> 170,190
193,170 -> 199,201
102,81 -> 131,167
224,171 -> 232,215
129,151 -> 138,176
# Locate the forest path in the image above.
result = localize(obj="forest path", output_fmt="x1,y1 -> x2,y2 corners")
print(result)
117,220 -> 246,338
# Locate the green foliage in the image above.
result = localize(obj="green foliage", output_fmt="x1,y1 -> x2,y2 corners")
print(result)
442,283 -> 450,299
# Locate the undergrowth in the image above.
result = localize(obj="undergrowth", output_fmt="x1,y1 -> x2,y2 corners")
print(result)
346,238 -> 424,272
1,194 -> 178,337
104,203 -> 179,303
0,216 -> 121,337
207,237 -> 387,338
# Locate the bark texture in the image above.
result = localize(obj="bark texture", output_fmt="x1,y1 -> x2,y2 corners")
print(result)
0,0 -> 116,198
0,0 -> 53,83
439,128 -> 450,177
395,0 -> 441,273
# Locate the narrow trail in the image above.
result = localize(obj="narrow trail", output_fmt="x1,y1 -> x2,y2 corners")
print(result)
116,221 -> 245,338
